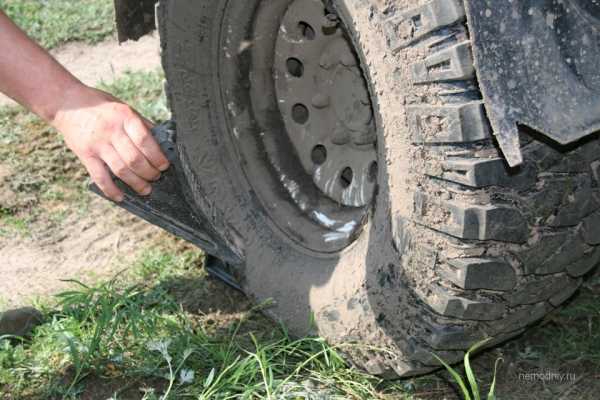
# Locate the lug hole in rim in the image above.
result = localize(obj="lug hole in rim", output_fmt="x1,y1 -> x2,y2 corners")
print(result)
340,167 -> 353,188
286,58 -> 304,77
272,0 -> 377,210
292,104 -> 309,124
368,161 -> 378,182
311,145 -> 327,165
298,21 -> 316,40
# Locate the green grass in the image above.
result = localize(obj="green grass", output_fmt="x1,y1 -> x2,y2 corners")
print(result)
0,70 -> 168,237
99,70 -> 170,123
0,244 -> 416,399
0,0 -> 115,49
433,340 -> 501,400
0,209 -> 30,237
523,285 -> 600,365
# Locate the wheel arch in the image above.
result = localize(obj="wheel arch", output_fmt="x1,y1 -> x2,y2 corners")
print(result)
114,0 -> 157,42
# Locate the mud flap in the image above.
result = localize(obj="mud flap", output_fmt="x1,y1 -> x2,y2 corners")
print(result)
89,121 -> 243,289
465,0 -> 600,166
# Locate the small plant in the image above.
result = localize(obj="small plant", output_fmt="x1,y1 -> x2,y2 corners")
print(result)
433,339 -> 502,400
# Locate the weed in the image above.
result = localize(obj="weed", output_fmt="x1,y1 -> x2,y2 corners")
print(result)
135,247 -> 203,282
0,208 -> 31,237
527,288 -> 600,364
433,339 -> 502,400
0,245 -> 418,399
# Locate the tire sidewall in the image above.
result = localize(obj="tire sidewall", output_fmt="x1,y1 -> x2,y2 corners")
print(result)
161,0 -> 402,343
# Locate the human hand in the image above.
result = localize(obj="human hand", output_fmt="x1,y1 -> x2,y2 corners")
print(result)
52,84 -> 170,202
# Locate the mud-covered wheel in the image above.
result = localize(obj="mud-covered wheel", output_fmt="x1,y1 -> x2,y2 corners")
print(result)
158,0 -> 600,377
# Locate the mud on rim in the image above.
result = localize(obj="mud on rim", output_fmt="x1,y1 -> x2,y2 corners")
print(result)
216,0 -> 379,254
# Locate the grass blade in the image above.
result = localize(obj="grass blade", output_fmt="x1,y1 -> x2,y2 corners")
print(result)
465,338 -> 494,400
487,357 -> 503,400
431,353 -> 472,400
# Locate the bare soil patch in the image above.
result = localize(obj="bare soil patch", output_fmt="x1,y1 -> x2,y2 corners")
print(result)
0,197 -> 163,308
0,34 -> 161,107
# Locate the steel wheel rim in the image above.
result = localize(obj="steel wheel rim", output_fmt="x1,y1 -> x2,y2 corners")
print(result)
219,0 -> 379,253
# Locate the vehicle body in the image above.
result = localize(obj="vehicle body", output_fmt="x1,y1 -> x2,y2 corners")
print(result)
107,0 -> 600,376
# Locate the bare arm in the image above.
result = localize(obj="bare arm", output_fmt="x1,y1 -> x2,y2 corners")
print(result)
0,11 -> 169,201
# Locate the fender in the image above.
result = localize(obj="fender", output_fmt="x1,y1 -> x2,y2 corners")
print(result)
113,0 -> 157,42
465,0 -> 600,166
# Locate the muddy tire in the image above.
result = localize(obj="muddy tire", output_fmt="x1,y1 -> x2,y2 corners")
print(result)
158,0 -> 600,377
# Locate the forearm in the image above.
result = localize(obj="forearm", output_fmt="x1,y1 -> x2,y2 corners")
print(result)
0,10 -> 82,123
0,10 -> 169,201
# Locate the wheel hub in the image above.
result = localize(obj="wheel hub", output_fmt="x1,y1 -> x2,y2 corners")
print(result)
274,0 -> 377,207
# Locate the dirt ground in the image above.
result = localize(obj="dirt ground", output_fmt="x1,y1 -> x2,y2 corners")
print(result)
0,34 -> 161,107
0,196 -> 162,308
0,35 -> 163,308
